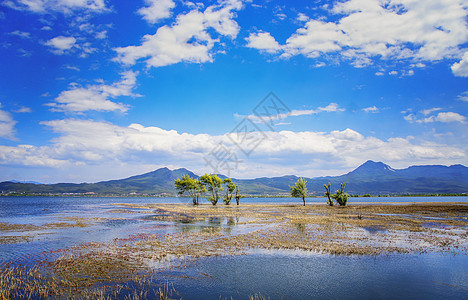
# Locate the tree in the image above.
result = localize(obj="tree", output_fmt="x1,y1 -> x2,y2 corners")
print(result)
200,174 -> 223,205
223,178 -> 236,205
174,175 -> 205,205
234,185 -> 242,205
290,177 -> 308,206
324,182 -> 334,206
331,183 -> 349,206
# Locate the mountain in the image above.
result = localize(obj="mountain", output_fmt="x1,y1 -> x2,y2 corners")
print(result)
1,161 -> 467,195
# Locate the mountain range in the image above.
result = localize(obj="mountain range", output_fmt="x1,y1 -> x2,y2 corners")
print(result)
1,160 -> 467,195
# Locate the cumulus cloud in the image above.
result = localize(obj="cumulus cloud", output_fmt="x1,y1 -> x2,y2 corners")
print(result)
46,71 -> 139,113
404,110 -> 466,124
0,105 -> 17,139
138,0 -> 175,24
45,36 -> 76,54
114,0 -> 243,68
0,145 -> 68,167
0,120 -> 464,179
451,51 -> 468,77
3,0 -> 108,14
252,0 -> 468,73
245,31 -> 281,53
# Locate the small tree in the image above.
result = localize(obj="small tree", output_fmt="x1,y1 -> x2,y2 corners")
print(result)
234,185 -> 242,205
223,178 -> 236,205
324,182 -> 333,206
331,183 -> 349,206
290,177 -> 308,206
174,175 -> 205,205
200,174 -> 223,205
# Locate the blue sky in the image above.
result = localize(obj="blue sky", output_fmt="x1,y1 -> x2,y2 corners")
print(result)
0,0 -> 467,183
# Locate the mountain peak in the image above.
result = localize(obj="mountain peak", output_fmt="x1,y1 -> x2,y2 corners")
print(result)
346,160 -> 395,177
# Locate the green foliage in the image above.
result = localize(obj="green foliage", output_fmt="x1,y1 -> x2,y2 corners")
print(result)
289,177 -> 308,206
223,178 -> 236,205
200,174 -> 223,205
331,183 -> 349,206
323,182 -> 333,206
174,175 -> 205,205
234,185 -> 243,205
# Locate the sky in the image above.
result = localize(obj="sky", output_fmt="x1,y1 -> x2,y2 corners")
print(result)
0,0 -> 467,183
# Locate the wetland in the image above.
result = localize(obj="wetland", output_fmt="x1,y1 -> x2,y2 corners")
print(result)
1,196 -> 468,299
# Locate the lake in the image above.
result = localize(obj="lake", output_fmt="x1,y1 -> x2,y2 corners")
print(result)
1,196 -> 467,299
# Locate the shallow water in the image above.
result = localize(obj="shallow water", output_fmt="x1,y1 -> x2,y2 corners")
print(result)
165,251 -> 468,299
1,196 -> 468,299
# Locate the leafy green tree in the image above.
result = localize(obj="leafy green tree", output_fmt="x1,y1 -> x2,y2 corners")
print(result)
331,183 -> 349,206
174,175 -> 206,205
223,178 -> 236,205
234,185 -> 242,205
290,177 -> 308,206
324,182 -> 334,206
200,174 -> 223,205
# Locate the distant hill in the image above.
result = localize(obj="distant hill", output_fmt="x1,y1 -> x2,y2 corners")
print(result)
1,161 -> 468,195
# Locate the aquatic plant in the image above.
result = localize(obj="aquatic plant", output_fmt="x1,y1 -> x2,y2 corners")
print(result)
290,177 -> 308,206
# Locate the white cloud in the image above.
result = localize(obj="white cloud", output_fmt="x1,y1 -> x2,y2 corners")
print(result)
420,107 -> 442,116
0,145 -> 68,167
0,104 -> 17,139
114,0 -> 243,68
246,31 -> 281,53
405,110 -> 466,124
45,36 -> 76,54
435,112 -> 466,123
9,30 -> 31,39
457,91 -> 468,102
138,0 -> 175,24
451,51 -> 468,77
297,12 -> 309,22
13,106 -> 32,113
3,0 -> 108,14
46,71 -> 139,113
236,103 -> 345,123
1,120 -> 465,180
362,106 -> 379,113
318,102 -> 345,112
255,0 -> 468,72
275,12 -> 287,20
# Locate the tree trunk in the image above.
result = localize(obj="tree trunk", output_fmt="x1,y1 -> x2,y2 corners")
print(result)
302,196 -> 305,206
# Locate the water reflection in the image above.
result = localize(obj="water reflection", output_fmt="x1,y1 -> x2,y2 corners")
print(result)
174,216 -> 243,234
